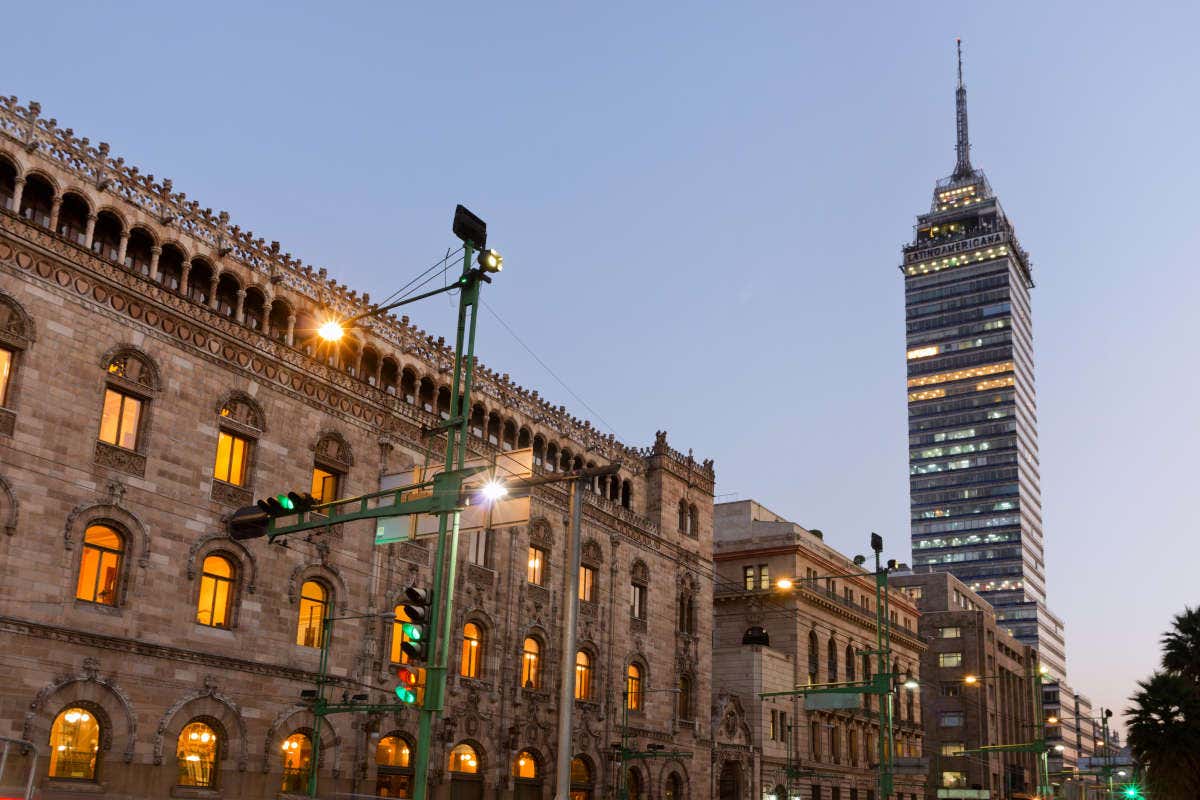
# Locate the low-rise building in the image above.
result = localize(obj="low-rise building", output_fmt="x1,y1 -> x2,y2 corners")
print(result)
712,500 -> 927,800
890,570 -> 1040,798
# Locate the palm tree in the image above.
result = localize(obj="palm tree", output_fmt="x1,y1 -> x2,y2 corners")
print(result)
1125,672 -> 1200,800
1161,605 -> 1200,683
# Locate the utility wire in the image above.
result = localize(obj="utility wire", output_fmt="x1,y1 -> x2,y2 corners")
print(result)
371,247 -> 463,311
480,299 -> 622,440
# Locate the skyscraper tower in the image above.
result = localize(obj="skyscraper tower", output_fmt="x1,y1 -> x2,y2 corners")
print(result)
901,42 -> 1066,677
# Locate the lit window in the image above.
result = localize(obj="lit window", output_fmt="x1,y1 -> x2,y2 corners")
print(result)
578,565 -> 595,602
631,582 -> 646,620
743,566 -> 755,591
98,388 -> 142,450
942,771 -> 967,788
938,626 -> 961,639
296,581 -> 327,648
940,712 -> 965,727
448,743 -> 478,773
574,651 -> 592,700
938,652 -> 963,668
527,547 -> 545,586
176,721 -> 218,788
758,564 -> 770,590
521,637 -> 541,689
513,750 -> 537,779
906,345 -> 939,360
461,622 -> 482,678
213,431 -> 250,486
281,733 -> 312,793
940,742 -> 965,756
197,555 -> 234,627
76,525 -> 123,605
375,735 -> 413,798
0,347 -> 12,407
907,361 -> 1013,389
626,663 -> 642,710
311,466 -> 339,503
49,707 -> 100,780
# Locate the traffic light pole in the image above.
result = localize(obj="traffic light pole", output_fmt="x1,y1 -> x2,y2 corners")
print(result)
412,243 -> 480,800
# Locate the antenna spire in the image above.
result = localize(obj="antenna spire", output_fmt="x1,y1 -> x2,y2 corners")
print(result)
953,38 -> 974,179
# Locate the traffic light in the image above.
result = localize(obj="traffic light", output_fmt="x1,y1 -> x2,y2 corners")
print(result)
395,665 -> 420,704
257,491 -> 318,517
1123,786 -> 1142,799
228,505 -> 270,540
400,586 -> 432,662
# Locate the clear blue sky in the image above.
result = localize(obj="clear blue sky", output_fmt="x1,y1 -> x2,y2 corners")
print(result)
8,1 -> 1197,730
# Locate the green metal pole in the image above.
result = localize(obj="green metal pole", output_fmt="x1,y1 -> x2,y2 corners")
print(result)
873,548 -> 890,799
881,563 -> 895,797
307,614 -> 333,797
412,244 -> 478,800
618,688 -> 629,800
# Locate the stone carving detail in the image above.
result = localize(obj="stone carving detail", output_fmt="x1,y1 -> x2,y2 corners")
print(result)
23,656 -> 138,763
186,533 -> 257,594
313,430 -> 354,469
216,390 -> 265,432
0,408 -> 13,437
581,537 -> 603,566
0,473 -> 18,535
466,563 -> 493,588
151,676 -> 249,771
0,291 -> 35,347
94,440 -> 147,477
210,480 -> 252,507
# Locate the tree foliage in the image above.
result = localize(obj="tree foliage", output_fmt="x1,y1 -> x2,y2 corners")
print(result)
1126,605 -> 1200,799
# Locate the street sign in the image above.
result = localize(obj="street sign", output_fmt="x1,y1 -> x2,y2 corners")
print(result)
806,693 -> 862,710
376,449 -> 534,542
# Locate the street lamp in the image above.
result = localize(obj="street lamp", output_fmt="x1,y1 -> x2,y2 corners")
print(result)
775,578 -> 794,590
480,480 -> 508,501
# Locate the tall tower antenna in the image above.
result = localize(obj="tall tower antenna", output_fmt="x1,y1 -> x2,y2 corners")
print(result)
953,38 -> 973,179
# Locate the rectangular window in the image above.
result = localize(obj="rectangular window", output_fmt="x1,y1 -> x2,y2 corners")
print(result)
940,742 -> 965,756
579,565 -> 595,602
631,583 -> 646,619
311,466 -> 339,503
939,626 -> 962,639
770,709 -> 778,741
939,652 -> 963,668
99,388 -> 141,450
758,564 -> 770,590
0,347 -> 11,406
942,771 -> 967,789
780,712 -> 787,743
744,566 -> 755,591
941,683 -> 961,697
463,529 -> 487,566
214,430 -> 249,486
527,547 -> 544,585
940,712 -> 964,727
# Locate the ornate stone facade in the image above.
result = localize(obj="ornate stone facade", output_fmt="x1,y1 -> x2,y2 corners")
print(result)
0,97 -> 715,800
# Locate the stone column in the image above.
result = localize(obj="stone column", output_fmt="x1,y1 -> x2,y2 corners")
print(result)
373,359 -> 383,387
208,273 -> 220,310
149,246 -> 162,283
10,176 -> 24,213
180,260 -> 192,297
263,297 -> 275,338
235,288 -> 246,323
116,230 -> 130,267
286,314 -> 296,347
48,195 -> 63,233
83,213 -> 97,250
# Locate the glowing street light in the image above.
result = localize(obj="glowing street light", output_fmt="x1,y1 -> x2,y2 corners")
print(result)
1054,744 -> 1065,752
318,319 -> 345,342
775,578 -> 794,590
481,480 -> 508,502
964,675 -> 979,685
1047,716 -> 1059,725
903,671 -> 920,690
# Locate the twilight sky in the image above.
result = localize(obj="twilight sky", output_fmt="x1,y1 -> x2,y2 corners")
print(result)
8,1 -> 1198,731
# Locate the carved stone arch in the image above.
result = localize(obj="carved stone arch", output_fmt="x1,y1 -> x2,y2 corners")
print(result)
23,660 -> 138,764
528,517 -> 553,550
63,500 -> 151,570
0,291 -> 36,346
59,187 -> 94,213
100,343 -> 162,394
263,706 -> 343,777
160,238 -> 192,262
0,147 -> 20,174
631,559 -> 649,584
23,167 -> 61,194
186,533 -> 257,594
678,570 -> 699,596
449,737 -> 488,774
656,758 -> 690,799
288,562 -> 348,613
95,203 -> 130,230
215,389 -> 265,433
313,429 -> 354,470
127,222 -> 160,247
152,681 -> 249,771
0,473 -> 17,536
581,538 -> 603,567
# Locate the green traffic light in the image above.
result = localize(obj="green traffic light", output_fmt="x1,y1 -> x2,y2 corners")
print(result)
277,494 -> 295,511
394,686 -> 415,703
1123,787 -> 1140,799
403,623 -> 422,641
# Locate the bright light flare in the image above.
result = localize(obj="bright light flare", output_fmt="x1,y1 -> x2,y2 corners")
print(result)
1054,744 -> 1065,752
775,578 -> 794,590
318,320 -> 345,341
481,480 -> 508,502
964,675 -> 978,685
1047,716 -> 1059,725
903,676 -> 920,689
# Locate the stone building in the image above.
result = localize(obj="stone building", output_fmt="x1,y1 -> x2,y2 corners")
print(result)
889,570 -> 1040,798
711,500 -> 927,800
0,96 -> 716,800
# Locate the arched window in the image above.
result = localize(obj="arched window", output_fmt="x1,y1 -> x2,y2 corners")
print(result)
0,158 -> 15,211
846,644 -> 856,682
19,173 -> 54,227
375,734 -> 412,798
57,193 -> 89,245
570,757 -> 593,800
447,743 -> 478,773
0,293 -> 33,413
574,651 -> 592,700
808,631 -> 820,684
677,500 -> 688,533
502,420 -> 516,451
214,394 -> 263,489
380,358 -> 399,395
626,663 -> 643,710
91,211 -> 123,262
400,369 -> 417,404
419,378 -> 436,412
243,287 -> 268,331
621,479 -> 632,509
188,259 -> 214,306
76,524 -> 124,606
48,707 -> 101,780
361,347 -> 379,386
486,413 -> 501,445
628,768 -> 644,800
513,750 -> 540,800
157,245 -> 185,293
461,622 -> 482,678
828,637 -> 838,682
125,228 -> 154,277
677,675 -> 692,720
544,443 -> 557,473
688,504 -> 699,537
437,386 -> 452,419
521,637 -> 541,689
665,772 -> 683,800
268,299 -> 291,343
99,350 -> 158,453
176,720 -> 219,788
296,581 -> 328,648
197,555 -> 234,627
630,562 -> 648,620
214,273 -> 239,317
280,732 -> 312,793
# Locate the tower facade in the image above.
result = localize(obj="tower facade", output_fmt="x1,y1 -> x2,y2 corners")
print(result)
901,44 -> 1067,677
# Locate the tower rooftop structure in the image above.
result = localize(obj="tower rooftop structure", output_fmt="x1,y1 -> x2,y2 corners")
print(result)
899,43 -> 1066,678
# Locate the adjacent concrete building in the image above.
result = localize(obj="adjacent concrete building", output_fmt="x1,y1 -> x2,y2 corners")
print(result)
890,571 -> 1040,799
0,96 -> 716,800
899,44 -> 1067,679
712,500 -> 927,800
